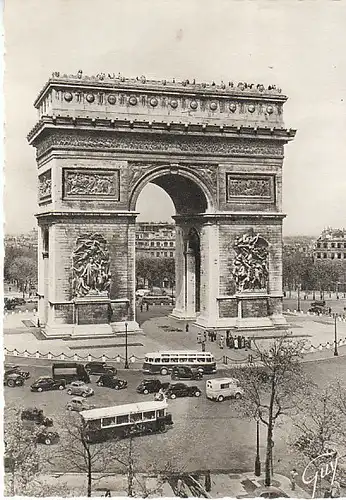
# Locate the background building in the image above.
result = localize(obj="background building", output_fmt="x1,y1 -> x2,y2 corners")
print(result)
135,222 -> 175,259
4,228 -> 38,250
313,228 -> 346,261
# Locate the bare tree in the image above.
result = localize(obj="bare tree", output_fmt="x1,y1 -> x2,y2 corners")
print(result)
230,336 -> 309,486
4,406 -> 41,496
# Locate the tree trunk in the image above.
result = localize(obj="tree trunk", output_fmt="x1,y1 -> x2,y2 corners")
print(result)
265,420 -> 273,486
87,449 -> 92,497
128,437 -> 134,497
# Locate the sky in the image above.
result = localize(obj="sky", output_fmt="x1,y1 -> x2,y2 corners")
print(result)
3,0 -> 346,236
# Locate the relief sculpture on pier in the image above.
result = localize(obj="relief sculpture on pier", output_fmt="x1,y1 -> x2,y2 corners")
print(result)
72,234 -> 111,297
232,232 -> 269,292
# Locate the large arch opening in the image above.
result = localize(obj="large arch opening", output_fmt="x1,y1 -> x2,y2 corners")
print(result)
134,170 -> 209,320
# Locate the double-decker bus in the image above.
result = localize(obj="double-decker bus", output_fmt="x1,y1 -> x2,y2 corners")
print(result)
80,400 -> 173,443
142,351 -> 217,375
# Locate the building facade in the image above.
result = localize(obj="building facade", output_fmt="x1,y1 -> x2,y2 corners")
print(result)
314,228 -> 346,261
135,222 -> 175,258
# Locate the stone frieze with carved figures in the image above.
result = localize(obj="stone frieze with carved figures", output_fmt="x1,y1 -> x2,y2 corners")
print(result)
232,232 -> 269,292
63,169 -> 120,199
72,234 -> 111,298
226,174 -> 275,202
38,170 -> 52,201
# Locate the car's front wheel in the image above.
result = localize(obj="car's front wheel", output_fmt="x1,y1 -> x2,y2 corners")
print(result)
217,395 -> 224,402
7,379 -> 15,387
143,389 -> 149,395
97,382 -> 103,387
114,386 -> 119,390
160,368 -> 168,376
235,392 -> 242,400
58,385 -> 65,390
67,389 -> 72,395
67,406 -> 72,411
44,437 -> 52,445
37,387 -> 43,392
169,393 -> 177,399
82,392 -> 87,397
194,391 -> 201,397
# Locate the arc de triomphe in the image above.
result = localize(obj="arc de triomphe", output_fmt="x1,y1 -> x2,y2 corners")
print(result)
28,73 -> 295,337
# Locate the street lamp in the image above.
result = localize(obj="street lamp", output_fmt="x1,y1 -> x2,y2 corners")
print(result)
124,321 -> 129,369
334,314 -> 339,357
255,417 -> 261,476
297,283 -> 301,312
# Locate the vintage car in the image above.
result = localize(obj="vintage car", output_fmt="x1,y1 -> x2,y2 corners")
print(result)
4,372 -> 25,387
165,383 -> 202,399
96,374 -> 127,390
136,379 -> 170,395
36,428 -> 60,446
31,376 -> 66,392
5,364 -> 30,379
85,362 -> 117,376
66,381 -> 94,397
21,407 -> 53,426
171,366 -> 203,381
66,396 -> 94,412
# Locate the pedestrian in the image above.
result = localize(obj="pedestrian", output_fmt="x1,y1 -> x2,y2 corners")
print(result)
237,335 -> 242,349
201,341 -> 206,352
331,480 -> 341,498
219,336 -> 224,349
146,302 -> 149,311
214,331 -> 217,342
104,489 -> 111,497
234,336 -> 238,349
241,336 -> 246,349
140,303 -> 143,312
185,323 -> 189,333
290,468 -> 298,491
177,478 -> 184,497
197,333 -> 202,344
37,318 -> 40,328
204,332 -> 207,343
247,337 -> 252,349
229,335 -> 234,349
329,307 -> 332,315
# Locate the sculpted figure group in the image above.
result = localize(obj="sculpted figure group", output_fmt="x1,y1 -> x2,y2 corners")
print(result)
72,234 -> 111,297
232,233 -> 269,292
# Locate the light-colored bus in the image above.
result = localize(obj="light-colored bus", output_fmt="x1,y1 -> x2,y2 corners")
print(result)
142,351 -> 217,375
80,400 -> 173,443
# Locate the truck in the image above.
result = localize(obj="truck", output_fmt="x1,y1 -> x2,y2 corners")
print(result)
52,363 -> 90,383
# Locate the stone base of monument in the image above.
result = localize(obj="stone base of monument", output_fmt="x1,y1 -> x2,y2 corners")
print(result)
42,320 -> 141,339
170,307 -> 198,322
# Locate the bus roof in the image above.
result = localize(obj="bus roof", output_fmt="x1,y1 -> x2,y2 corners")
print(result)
145,351 -> 213,357
80,400 -> 168,421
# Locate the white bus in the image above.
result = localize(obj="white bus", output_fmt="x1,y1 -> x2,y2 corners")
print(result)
142,351 -> 217,376
80,400 -> 173,443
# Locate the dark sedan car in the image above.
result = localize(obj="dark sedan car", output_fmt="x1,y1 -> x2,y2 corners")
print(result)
171,366 -> 203,381
36,428 -> 60,446
166,383 -> 202,399
31,376 -> 66,392
4,372 -> 25,387
5,364 -> 30,379
96,374 -> 127,390
85,362 -> 117,376
21,407 -> 53,427
136,379 -> 170,395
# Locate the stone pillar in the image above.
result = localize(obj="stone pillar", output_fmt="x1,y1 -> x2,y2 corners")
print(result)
185,248 -> 196,317
172,225 -> 186,318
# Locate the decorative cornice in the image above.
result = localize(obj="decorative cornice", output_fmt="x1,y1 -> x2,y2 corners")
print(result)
28,116 -> 296,144
36,210 -> 139,221
173,212 -> 286,223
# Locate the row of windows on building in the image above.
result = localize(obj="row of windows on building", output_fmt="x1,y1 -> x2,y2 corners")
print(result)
316,242 -> 346,249
136,241 -> 175,247
315,252 -> 346,259
148,251 -> 174,257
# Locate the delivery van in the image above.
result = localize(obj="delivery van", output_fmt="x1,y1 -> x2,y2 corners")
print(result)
52,363 -> 90,383
206,377 -> 244,402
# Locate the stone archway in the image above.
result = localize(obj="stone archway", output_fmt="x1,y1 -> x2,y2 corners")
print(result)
28,73 -> 296,338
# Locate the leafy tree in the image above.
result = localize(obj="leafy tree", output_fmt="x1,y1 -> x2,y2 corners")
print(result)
136,257 -> 175,289
230,336 -> 309,486
6,255 -> 37,298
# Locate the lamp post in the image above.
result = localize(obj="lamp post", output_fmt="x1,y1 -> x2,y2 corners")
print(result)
334,314 -> 339,357
297,283 -> 301,312
124,321 -> 129,369
255,417 -> 261,476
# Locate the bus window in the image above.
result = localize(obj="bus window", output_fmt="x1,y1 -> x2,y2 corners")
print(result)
143,411 -> 155,420
145,357 -> 148,362
157,409 -> 165,418
179,358 -> 187,363
206,358 -> 212,363
102,417 -> 115,427
188,358 -> 195,363
130,412 -> 142,423
162,358 -> 169,363
197,357 -> 205,363
171,358 -> 178,363
154,358 -> 160,363
116,414 -> 129,425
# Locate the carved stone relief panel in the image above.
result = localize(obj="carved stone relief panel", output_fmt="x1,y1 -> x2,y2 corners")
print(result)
226,174 -> 275,203
63,169 -> 120,200
38,169 -> 52,202
232,232 -> 269,293
72,233 -> 111,298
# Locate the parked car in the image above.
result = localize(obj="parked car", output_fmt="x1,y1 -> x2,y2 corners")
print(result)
5,364 -> 30,379
171,366 -> 203,381
136,379 -> 170,395
165,383 -> 202,399
308,305 -> 327,314
96,374 -> 127,390
4,372 -> 25,387
237,486 -> 290,498
135,288 -> 150,298
36,428 -> 60,446
31,376 -> 66,392
12,297 -> 26,306
66,381 -> 94,397
21,407 -> 53,427
66,396 -> 94,412
85,362 -> 117,376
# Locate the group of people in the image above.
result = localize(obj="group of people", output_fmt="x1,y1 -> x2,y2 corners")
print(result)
196,330 -> 252,350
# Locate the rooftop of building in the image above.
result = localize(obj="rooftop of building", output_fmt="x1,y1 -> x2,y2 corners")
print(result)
318,227 -> 346,240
